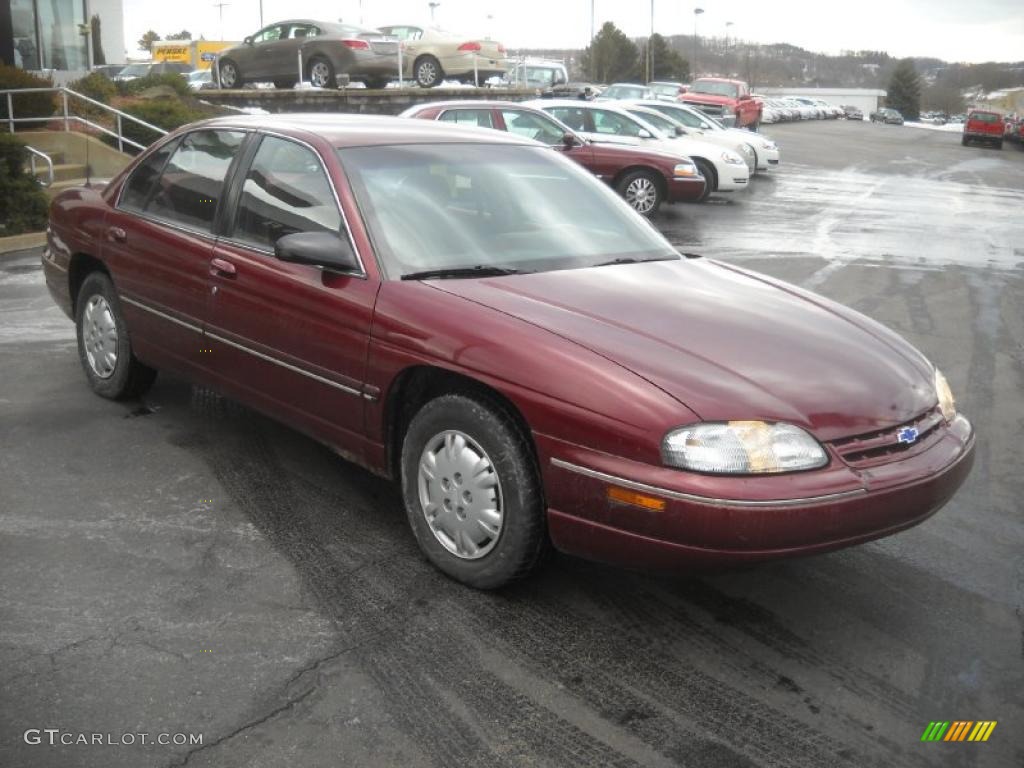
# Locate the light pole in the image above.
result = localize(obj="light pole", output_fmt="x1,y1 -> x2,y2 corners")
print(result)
725,21 -> 733,48
692,7 -> 703,80
648,0 -> 654,82
590,0 -> 595,42
258,0 -> 263,28
428,2 -> 440,22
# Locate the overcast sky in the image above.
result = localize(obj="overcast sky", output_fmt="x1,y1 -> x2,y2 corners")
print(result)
122,0 -> 1024,63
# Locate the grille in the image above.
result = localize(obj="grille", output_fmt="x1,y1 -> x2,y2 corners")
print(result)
684,101 -> 725,116
829,408 -> 944,468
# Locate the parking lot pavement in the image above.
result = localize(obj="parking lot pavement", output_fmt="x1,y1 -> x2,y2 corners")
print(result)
1,123 -> 1022,768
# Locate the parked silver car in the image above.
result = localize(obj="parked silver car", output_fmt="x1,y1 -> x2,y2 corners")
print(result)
215,19 -> 399,89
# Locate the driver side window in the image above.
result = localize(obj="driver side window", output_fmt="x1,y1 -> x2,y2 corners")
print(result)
500,110 -> 564,146
592,110 -> 641,137
253,26 -> 283,43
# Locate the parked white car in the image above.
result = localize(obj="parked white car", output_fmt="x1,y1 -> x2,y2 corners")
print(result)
630,100 -> 780,171
623,104 -> 757,174
528,99 -> 749,200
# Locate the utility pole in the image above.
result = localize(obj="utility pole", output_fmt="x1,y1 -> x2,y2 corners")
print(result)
213,2 -> 230,41
648,0 -> 654,83
428,2 -> 440,23
259,0 -> 263,28
692,7 -> 703,80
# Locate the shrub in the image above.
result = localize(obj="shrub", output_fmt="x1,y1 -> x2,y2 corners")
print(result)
0,65 -> 56,128
0,134 -> 50,236
68,71 -> 117,104
119,72 -> 192,100
118,99 -> 205,149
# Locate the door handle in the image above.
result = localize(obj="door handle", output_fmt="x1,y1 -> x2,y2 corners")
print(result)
107,226 -> 127,243
210,257 -> 237,277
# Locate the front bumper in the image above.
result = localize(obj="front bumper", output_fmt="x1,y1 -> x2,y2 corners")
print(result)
758,146 -> 780,170
667,176 -> 707,203
537,415 -> 974,570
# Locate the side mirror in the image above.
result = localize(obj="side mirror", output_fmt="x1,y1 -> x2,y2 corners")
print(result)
244,36 -> 254,45
638,129 -> 653,139
739,93 -> 751,101
674,126 -> 685,136
562,132 -> 580,148
275,231 -> 359,272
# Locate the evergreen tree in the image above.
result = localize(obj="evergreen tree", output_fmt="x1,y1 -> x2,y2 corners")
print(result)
90,15 -> 105,65
886,58 -> 921,120
643,34 -> 690,82
580,22 -> 639,83
165,30 -> 193,41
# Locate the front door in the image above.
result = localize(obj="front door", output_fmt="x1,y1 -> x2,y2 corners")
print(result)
205,133 -> 378,453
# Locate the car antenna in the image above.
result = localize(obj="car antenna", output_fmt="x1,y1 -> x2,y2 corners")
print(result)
84,131 -> 91,188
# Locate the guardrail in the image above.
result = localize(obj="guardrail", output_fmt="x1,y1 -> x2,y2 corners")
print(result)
24,144 -> 54,187
1,87 -> 168,152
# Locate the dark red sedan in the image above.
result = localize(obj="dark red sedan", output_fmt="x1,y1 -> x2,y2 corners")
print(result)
43,115 -> 974,589
400,100 -> 706,215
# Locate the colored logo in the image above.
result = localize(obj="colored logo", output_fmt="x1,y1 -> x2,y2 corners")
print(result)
921,721 -> 997,742
896,426 -> 920,444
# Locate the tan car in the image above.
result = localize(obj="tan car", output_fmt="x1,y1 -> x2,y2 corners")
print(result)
378,25 -> 508,87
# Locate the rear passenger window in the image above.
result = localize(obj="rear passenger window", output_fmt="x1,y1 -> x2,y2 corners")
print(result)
438,109 -> 495,128
143,130 -> 245,233
231,135 -> 342,251
546,107 -> 588,132
119,138 -> 179,211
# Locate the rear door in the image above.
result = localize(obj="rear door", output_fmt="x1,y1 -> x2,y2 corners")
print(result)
205,132 -> 378,450
105,129 -> 246,377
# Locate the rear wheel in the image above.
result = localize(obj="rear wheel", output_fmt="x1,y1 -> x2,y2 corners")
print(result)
616,170 -> 663,216
400,394 -> 547,589
995,139 -> 1003,150
414,55 -> 443,88
961,136 -> 969,146
75,272 -> 157,400
307,57 -> 335,89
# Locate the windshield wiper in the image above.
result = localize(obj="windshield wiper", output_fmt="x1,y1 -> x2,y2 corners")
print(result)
401,265 -> 524,281
590,255 -> 680,267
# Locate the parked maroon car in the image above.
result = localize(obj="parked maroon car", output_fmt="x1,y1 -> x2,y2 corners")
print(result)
44,115 -> 974,589
400,100 -> 705,215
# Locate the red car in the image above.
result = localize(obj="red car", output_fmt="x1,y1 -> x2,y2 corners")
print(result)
400,100 -> 705,215
43,115 -> 974,589
962,109 -> 1004,149
682,77 -> 763,130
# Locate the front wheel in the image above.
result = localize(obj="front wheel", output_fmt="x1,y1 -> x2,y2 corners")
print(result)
75,272 -> 157,400
401,394 -> 547,589
692,158 -> 716,202
747,119 -> 760,132
217,59 -> 241,88
307,57 -> 335,89
616,170 -> 663,216
961,136 -> 969,146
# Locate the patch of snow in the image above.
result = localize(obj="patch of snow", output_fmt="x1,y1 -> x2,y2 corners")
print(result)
903,121 -> 963,133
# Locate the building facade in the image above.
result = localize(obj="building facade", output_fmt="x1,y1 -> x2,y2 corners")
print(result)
1,0 -> 124,72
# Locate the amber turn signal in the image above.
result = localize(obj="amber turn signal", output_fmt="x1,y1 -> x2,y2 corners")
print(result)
607,486 -> 666,511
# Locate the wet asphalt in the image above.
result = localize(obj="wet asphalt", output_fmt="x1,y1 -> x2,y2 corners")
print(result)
1,120 -> 1022,768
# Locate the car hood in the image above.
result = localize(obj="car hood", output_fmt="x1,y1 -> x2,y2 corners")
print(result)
682,93 -> 736,107
430,259 -> 936,440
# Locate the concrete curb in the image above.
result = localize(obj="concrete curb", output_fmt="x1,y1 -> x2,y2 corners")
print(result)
0,232 -> 46,254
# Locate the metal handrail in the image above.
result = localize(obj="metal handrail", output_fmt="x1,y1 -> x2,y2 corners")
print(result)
2,86 -> 168,152
24,144 -> 54,187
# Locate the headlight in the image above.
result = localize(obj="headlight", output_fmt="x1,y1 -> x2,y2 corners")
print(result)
662,421 -> 828,474
721,151 -> 745,165
934,368 -> 956,422
673,162 -> 698,177
760,140 -> 777,150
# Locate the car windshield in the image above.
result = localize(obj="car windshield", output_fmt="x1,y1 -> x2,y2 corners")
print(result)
629,109 -> 678,134
692,81 -> 738,97
969,112 -> 999,123
649,83 -> 678,96
607,85 -> 646,99
338,143 -> 678,279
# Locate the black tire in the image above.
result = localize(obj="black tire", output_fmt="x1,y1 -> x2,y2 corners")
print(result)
961,136 -> 969,146
747,119 -> 760,132
995,140 -> 1003,150
400,393 -> 547,589
692,158 -> 716,202
615,169 -> 664,216
414,55 -> 443,88
217,59 -> 241,89
75,272 -> 157,400
307,56 -> 336,89
273,78 -> 296,89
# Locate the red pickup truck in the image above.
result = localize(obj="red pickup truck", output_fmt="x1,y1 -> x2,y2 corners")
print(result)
962,109 -> 1004,149
681,78 -> 763,130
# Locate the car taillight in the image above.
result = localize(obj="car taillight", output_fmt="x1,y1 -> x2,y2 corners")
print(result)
497,44 -> 506,54
458,42 -> 482,52
342,39 -> 370,50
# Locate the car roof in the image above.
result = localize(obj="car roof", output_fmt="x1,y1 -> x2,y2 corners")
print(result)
193,113 -> 538,147
405,100 -> 543,112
